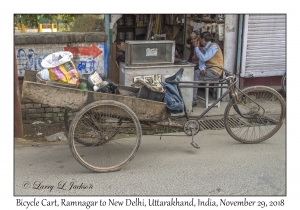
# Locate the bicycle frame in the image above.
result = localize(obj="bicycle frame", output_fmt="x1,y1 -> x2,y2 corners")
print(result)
166,65 -> 238,121
159,65 -> 285,148
171,67 -> 266,122
176,81 -> 231,121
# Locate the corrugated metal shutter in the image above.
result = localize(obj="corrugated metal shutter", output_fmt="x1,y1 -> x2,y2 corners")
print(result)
241,14 -> 286,78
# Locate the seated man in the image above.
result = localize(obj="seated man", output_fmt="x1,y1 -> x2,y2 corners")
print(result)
192,32 -> 224,107
187,30 -> 203,70
116,39 -> 125,65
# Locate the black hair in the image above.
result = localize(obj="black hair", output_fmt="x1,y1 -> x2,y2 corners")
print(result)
200,32 -> 212,42
116,39 -> 125,46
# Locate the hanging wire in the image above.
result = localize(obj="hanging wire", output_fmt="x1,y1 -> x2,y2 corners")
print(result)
146,15 -> 154,40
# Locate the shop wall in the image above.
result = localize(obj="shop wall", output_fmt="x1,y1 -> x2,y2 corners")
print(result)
15,32 -> 108,122
15,32 -> 108,77
239,14 -> 286,91
16,42 -> 106,76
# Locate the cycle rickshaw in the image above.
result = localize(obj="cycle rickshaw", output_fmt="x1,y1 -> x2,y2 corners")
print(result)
22,65 -> 286,172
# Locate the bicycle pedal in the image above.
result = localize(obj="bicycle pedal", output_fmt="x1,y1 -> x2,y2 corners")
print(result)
191,142 -> 200,149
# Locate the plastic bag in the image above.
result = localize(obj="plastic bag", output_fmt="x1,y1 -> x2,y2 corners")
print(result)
87,71 -> 118,93
41,51 -> 79,84
41,51 -> 73,68
39,69 -> 50,80
36,69 -> 50,83
101,76 -> 118,94
87,71 -> 103,90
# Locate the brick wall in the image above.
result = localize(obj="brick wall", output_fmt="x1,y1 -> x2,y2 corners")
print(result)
21,101 -> 70,123
15,32 -> 107,122
18,77 -> 77,123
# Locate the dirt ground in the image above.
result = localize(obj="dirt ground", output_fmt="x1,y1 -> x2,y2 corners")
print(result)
15,117 -> 185,147
23,120 -> 68,141
15,120 -> 69,147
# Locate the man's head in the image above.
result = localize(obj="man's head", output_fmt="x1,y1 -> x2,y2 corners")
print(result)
199,32 -> 212,47
116,39 -> 125,51
190,30 -> 199,43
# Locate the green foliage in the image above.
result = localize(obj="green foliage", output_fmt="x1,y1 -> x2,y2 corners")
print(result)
70,15 -> 104,32
15,14 -> 40,28
58,27 -> 70,32
14,14 -> 78,29
13,14 -> 105,32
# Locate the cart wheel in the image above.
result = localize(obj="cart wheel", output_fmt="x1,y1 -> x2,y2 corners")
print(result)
65,108 -> 98,146
68,100 -> 142,172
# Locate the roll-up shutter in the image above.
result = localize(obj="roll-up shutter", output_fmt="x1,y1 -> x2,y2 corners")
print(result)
241,14 -> 286,78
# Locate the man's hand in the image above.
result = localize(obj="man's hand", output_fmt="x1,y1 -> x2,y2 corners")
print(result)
200,70 -> 207,76
193,40 -> 200,47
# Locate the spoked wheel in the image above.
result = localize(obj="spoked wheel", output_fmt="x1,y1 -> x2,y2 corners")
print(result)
224,86 -> 285,144
281,73 -> 286,96
68,100 -> 142,172
65,108 -> 96,146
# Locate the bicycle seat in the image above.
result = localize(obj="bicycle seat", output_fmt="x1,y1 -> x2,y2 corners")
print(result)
165,67 -> 184,83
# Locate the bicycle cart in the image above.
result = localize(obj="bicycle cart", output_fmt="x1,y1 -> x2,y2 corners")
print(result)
22,66 -> 286,173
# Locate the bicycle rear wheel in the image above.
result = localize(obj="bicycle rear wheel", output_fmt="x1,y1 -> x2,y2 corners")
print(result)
224,86 -> 285,143
68,100 -> 142,172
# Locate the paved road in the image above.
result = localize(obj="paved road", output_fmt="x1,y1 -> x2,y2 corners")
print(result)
14,122 -> 286,197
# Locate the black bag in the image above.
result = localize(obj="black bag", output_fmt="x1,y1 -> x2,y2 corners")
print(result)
137,85 -> 165,102
100,77 -> 118,94
87,71 -> 118,94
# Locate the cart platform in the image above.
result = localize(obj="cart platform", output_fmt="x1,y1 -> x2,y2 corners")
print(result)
22,70 -> 169,122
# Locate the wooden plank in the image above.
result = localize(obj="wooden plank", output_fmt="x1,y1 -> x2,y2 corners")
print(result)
23,70 -> 38,82
22,81 -> 88,110
22,70 -> 169,121
91,92 -> 169,122
109,42 -> 119,84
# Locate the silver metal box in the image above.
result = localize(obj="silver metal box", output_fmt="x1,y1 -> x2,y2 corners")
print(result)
119,62 -> 195,114
125,40 -> 175,66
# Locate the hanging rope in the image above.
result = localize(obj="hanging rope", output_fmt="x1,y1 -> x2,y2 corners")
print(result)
152,14 -> 161,35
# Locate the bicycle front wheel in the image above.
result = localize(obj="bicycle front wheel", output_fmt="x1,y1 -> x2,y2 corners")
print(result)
68,100 -> 142,172
281,73 -> 286,96
224,86 -> 285,143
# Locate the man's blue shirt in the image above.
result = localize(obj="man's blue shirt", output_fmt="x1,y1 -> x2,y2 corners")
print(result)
194,41 -> 218,71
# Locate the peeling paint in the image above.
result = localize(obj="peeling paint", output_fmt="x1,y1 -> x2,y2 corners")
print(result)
16,43 -> 105,77
226,26 -> 235,32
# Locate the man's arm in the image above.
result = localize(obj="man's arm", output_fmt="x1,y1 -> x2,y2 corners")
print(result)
195,44 -> 218,62
198,59 -> 206,71
116,54 -> 125,65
